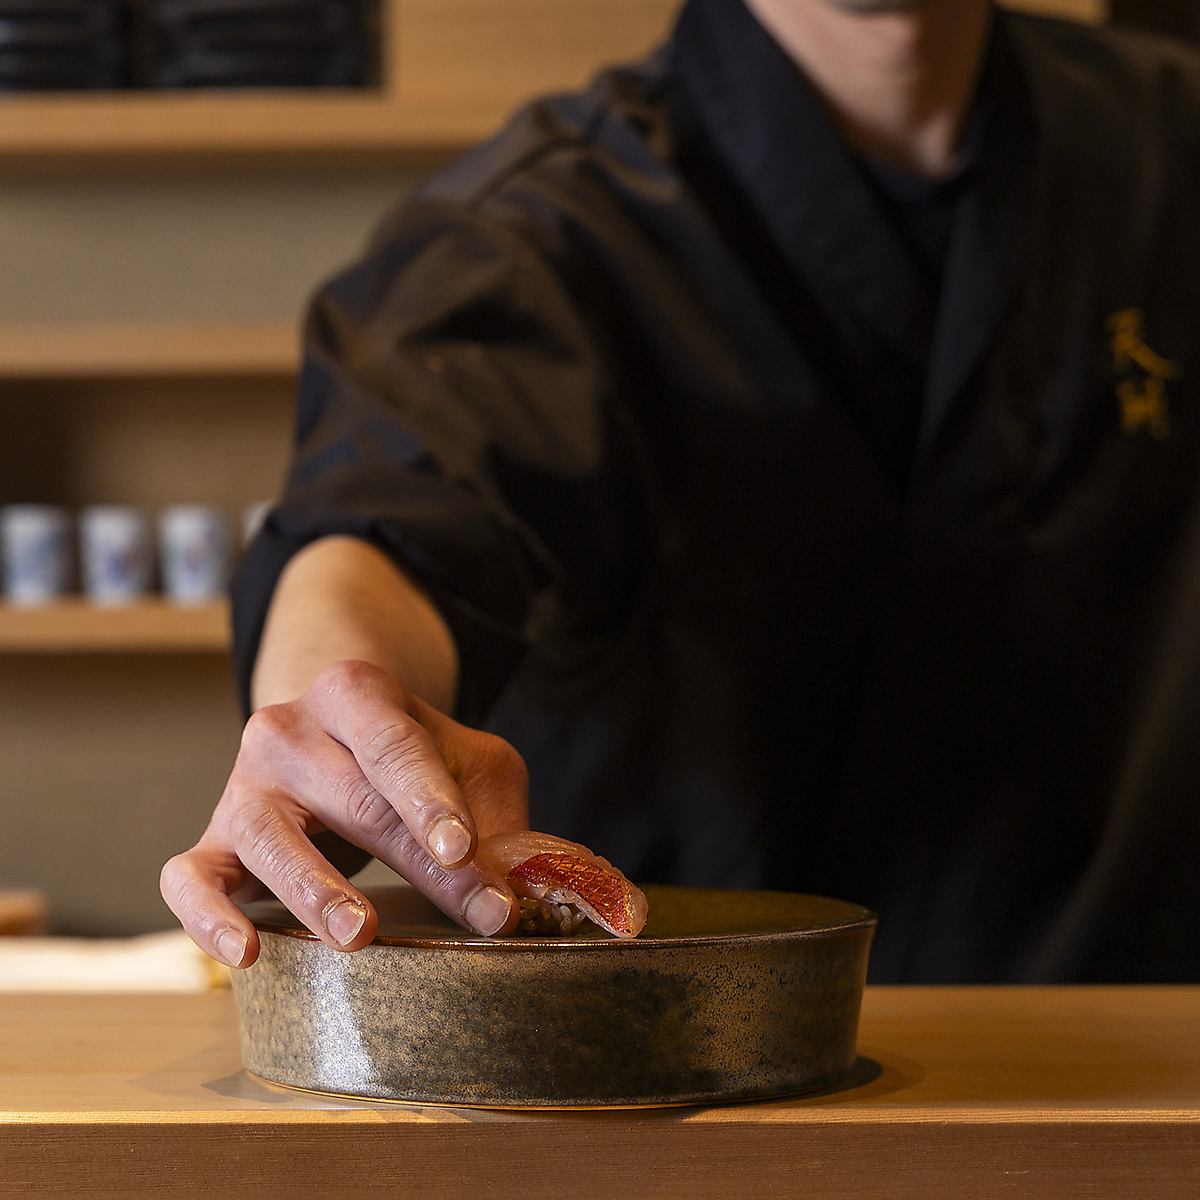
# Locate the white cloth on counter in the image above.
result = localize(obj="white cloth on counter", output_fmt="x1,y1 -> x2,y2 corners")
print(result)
0,930 -> 229,992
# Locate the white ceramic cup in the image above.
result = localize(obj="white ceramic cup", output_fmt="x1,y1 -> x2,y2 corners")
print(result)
158,505 -> 231,604
79,506 -> 154,605
1,505 -> 72,606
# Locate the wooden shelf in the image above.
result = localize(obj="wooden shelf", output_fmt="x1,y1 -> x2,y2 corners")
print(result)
0,0 -> 680,166
0,599 -> 230,653
0,92 -> 438,163
0,323 -> 298,380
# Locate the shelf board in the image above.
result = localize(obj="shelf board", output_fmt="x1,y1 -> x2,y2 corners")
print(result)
0,92 -> 452,164
0,0 -> 682,165
0,323 -> 297,379
0,599 -> 230,653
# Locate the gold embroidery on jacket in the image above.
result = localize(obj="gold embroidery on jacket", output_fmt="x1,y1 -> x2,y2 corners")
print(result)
1107,308 -> 1181,438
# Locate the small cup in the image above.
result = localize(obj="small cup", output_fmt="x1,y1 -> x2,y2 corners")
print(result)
1,505 -> 72,606
79,506 -> 154,606
158,506 -> 231,605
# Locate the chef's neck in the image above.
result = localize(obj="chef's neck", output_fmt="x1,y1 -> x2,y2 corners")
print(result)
743,0 -> 992,179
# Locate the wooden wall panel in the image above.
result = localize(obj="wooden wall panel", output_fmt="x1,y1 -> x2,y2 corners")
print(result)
393,0 -> 680,136
0,656 -> 240,935
0,379 -> 293,511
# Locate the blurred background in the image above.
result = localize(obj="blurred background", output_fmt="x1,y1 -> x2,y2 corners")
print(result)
0,0 -> 1188,945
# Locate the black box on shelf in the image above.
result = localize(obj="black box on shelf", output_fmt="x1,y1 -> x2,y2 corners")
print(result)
131,0 -> 378,89
0,1 -> 127,91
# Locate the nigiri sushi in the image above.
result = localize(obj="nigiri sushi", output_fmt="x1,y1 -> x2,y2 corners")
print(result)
480,831 -> 649,939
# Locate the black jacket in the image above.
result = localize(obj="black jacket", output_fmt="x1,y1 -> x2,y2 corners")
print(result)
233,1 -> 1200,981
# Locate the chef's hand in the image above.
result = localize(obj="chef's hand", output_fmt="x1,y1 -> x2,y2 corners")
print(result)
160,659 -> 527,968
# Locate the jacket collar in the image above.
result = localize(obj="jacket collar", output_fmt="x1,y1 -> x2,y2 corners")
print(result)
916,10 -> 1038,467
670,0 -> 943,368
669,0 -> 1038,475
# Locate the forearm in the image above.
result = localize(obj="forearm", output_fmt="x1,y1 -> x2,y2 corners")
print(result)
251,535 -> 459,712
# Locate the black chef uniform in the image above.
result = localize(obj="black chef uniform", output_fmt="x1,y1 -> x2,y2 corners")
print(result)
232,0 -> 1200,983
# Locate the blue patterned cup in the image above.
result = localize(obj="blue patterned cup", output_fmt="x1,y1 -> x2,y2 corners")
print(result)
79,505 -> 153,605
1,505 -> 72,606
159,505 -> 231,604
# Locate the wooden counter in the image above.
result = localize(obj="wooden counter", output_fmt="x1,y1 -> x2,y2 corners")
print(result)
2,987 -> 1197,1199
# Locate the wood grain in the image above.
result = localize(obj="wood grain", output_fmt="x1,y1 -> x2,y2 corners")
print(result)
0,600 -> 229,653
1,988 -> 1196,1198
0,324 -> 297,380
392,0 -> 679,140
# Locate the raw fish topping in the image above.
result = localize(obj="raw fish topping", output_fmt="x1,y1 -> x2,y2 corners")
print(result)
510,853 -> 641,937
479,830 -> 649,939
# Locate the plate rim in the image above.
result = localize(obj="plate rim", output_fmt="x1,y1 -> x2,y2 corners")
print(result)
246,884 -> 879,951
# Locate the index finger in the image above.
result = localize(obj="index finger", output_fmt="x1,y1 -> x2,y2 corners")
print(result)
304,660 -> 478,870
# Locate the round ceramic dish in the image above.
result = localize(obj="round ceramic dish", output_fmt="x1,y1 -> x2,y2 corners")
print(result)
231,884 -> 876,1108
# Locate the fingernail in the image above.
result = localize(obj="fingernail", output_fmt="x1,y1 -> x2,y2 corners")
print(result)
464,886 -> 512,937
326,898 -> 367,946
429,815 -> 473,867
216,929 -> 247,968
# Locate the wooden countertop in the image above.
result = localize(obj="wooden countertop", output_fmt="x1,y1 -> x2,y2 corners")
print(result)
2,987 -> 1198,1198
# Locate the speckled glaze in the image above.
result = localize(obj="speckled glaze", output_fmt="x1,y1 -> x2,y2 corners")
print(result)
230,884 -> 876,1108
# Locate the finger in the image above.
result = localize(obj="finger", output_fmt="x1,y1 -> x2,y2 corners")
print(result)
305,661 -> 480,869
405,697 -> 530,836
223,792 -> 379,952
274,731 -> 520,937
160,845 -> 262,968
357,816 -> 520,938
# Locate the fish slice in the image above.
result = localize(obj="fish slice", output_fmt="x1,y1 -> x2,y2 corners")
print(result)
480,831 -> 649,939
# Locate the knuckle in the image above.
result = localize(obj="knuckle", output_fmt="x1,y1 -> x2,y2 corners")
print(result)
159,854 -> 187,901
228,795 -> 284,858
371,818 -> 449,892
240,703 -> 298,752
184,905 -> 222,945
364,718 -> 427,779
226,797 -> 329,915
371,818 -> 425,870
159,860 -> 212,933
409,848 -> 455,894
332,772 -> 400,840
328,768 -> 373,819
316,658 -> 386,698
280,861 -> 329,913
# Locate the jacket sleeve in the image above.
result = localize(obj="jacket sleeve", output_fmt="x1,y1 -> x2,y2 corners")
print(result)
230,198 -> 644,724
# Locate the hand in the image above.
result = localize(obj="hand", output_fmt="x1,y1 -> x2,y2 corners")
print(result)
160,659 -> 528,967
